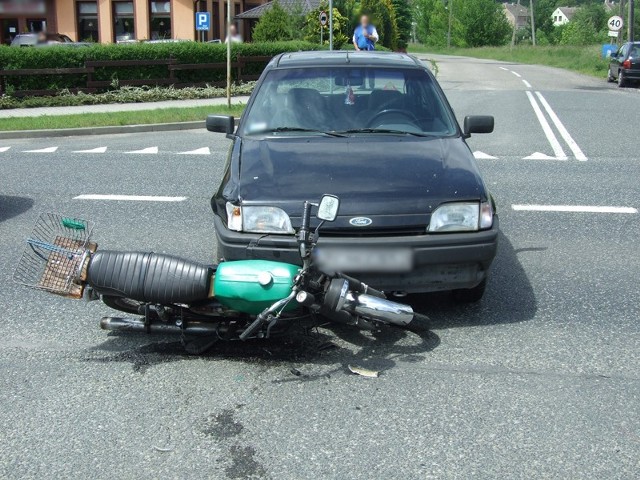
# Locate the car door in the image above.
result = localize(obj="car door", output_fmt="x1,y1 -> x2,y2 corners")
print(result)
612,43 -> 628,76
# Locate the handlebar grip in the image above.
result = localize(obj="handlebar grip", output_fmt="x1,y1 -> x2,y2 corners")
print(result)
239,315 -> 265,341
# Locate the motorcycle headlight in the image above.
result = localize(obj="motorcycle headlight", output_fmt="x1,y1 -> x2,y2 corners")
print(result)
226,203 -> 294,234
428,201 -> 492,232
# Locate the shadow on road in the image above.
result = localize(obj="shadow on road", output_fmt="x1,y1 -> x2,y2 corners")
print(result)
409,231 -> 537,329
0,196 -> 34,223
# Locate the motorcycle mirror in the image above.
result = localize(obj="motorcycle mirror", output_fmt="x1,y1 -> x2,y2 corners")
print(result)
317,195 -> 340,222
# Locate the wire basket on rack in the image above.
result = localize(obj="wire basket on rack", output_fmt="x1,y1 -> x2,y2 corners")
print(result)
13,213 -> 95,297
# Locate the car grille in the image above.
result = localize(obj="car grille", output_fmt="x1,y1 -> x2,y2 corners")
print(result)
320,227 -> 426,238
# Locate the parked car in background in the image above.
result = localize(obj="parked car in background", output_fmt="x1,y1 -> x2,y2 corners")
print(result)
208,51 -> 498,302
10,33 -> 89,47
608,42 -> 640,87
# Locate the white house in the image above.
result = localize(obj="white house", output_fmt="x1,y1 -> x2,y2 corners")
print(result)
551,7 -> 578,26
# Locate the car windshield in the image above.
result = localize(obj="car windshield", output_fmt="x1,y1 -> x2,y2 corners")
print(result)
240,67 -> 458,137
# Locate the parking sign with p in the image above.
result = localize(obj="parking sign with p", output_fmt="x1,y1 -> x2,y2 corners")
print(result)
196,12 -> 210,31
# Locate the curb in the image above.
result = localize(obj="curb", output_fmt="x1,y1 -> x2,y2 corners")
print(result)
0,118 -> 240,140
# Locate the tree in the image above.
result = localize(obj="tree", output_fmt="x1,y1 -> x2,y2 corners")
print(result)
252,1 -> 294,42
559,3 -> 608,45
391,0 -> 412,50
360,0 -> 399,50
457,0 -> 511,47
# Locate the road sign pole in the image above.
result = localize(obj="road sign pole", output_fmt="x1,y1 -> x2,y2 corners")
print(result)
227,0 -> 231,108
329,0 -> 333,51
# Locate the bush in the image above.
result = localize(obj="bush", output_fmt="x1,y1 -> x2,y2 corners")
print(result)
0,41 -> 320,95
252,1 -> 297,42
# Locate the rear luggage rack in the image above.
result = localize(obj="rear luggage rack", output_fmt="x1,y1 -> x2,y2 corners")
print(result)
14,213 -> 97,298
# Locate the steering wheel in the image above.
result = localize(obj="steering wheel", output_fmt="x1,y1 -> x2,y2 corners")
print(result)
366,109 -> 421,129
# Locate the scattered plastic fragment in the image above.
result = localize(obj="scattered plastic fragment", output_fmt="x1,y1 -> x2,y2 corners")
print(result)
348,365 -> 379,378
61,218 -> 86,230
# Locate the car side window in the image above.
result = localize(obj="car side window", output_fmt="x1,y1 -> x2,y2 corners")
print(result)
618,44 -> 629,58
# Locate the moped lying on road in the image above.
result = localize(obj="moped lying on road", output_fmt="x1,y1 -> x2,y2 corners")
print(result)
14,195 -> 428,349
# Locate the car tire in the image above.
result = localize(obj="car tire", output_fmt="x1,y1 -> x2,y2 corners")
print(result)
618,70 -> 627,88
607,68 -> 615,83
452,278 -> 487,303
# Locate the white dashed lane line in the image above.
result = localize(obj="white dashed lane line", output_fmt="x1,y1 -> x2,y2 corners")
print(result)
510,70 -> 522,78
0,146 -> 11,152
512,205 -> 638,214
522,79 -> 532,88
126,146 -> 159,154
22,146 -> 58,153
73,194 -> 187,202
73,146 -> 108,153
178,147 -> 211,155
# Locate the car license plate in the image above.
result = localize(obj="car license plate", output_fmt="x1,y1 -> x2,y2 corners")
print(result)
314,246 -> 413,273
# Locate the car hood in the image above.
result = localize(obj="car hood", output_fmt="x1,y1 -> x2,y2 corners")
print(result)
236,135 -> 487,229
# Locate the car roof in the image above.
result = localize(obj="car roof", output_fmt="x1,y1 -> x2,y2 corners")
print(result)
272,51 -> 425,69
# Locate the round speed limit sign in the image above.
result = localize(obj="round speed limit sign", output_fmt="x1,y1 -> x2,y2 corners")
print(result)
608,15 -> 623,32
319,11 -> 328,26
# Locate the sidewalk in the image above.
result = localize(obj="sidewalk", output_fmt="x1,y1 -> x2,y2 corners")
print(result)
0,95 -> 251,118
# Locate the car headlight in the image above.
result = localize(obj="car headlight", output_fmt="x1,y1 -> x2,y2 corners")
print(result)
428,201 -> 493,232
226,203 -> 294,234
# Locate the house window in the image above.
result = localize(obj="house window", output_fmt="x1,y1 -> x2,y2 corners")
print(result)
113,1 -> 135,42
150,1 -> 171,40
77,2 -> 98,42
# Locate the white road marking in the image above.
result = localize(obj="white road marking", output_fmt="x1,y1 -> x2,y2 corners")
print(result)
178,147 -> 211,155
73,146 -> 108,153
525,91 -> 567,160
23,146 -> 58,153
499,67 -> 509,71
510,70 -> 522,78
0,146 -> 11,152
522,79 -> 532,88
74,194 -> 187,202
523,152 -> 567,161
473,151 -> 498,159
535,92 -> 588,161
512,204 -> 637,214
126,146 -> 158,154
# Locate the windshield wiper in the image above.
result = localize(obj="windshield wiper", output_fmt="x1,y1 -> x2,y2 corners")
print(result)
339,128 -> 433,137
250,127 -> 346,137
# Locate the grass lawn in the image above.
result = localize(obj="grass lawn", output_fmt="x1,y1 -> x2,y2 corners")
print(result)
408,44 -> 609,78
0,104 -> 246,131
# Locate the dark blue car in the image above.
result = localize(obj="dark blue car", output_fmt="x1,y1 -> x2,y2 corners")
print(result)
208,51 -> 498,302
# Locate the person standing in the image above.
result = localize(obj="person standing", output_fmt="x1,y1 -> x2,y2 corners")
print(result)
352,15 -> 378,51
225,24 -> 243,44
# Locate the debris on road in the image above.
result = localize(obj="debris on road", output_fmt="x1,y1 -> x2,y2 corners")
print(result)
348,365 -> 379,378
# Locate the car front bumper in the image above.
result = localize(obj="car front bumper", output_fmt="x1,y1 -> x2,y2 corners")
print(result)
214,215 -> 499,294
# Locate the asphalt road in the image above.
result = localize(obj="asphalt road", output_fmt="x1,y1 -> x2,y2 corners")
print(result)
1,56 -> 639,479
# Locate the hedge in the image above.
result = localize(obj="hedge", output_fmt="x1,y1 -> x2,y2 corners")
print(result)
0,41 -> 321,94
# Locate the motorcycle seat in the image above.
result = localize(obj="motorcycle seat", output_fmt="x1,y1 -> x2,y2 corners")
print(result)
87,251 -> 212,305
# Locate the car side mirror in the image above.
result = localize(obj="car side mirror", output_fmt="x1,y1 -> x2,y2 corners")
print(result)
463,115 -> 494,137
206,115 -> 235,135
317,195 -> 340,222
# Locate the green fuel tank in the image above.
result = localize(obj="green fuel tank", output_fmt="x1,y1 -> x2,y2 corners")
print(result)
213,260 -> 300,315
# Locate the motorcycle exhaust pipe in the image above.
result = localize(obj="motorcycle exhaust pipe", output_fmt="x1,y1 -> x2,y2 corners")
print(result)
100,317 -> 223,336
341,292 -> 414,326
325,278 -> 429,331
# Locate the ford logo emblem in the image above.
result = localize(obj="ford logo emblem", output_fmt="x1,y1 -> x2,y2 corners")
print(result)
349,217 -> 373,227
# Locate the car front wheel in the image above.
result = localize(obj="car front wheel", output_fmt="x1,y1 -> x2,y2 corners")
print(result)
453,278 -> 487,303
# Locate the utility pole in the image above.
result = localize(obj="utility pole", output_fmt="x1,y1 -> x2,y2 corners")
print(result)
447,0 -> 453,48
619,0 -> 625,46
226,0 -> 231,108
329,0 -> 333,50
511,0 -> 521,48
530,0 -> 536,46
629,0 -> 635,42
